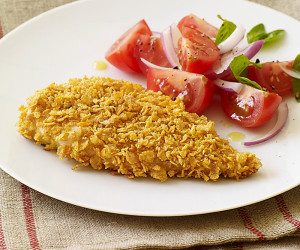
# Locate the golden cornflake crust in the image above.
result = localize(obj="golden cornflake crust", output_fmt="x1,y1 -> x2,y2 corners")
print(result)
17,76 -> 261,182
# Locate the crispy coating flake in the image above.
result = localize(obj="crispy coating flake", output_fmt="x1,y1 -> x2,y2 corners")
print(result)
17,76 -> 261,181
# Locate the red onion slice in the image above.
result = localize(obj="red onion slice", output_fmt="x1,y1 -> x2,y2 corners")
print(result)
140,58 -> 172,70
170,23 -> 182,51
213,79 -> 243,93
242,39 -> 264,59
279,64 -> 300,79
218,39 -> 264,73
243,102 -> 289,146
160,26 -> 181,68
151,31 -> 161,38
205,39 -> 264,79
218,24 -> 246,54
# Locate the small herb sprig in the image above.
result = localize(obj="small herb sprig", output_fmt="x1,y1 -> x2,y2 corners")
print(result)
292,54 -> 300,102
230,55 -> 262,90
215,15 -> 236,45
247,23 -> 285,45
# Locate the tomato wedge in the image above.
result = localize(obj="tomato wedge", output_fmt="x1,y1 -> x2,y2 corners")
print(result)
178,27 -> 219,74
135,34 -> 172,75
147,67 -> 215,114
178,14 -> 219,38
220,85 -> 282,127
105,19 -> 152,73
248,61 -> 294,96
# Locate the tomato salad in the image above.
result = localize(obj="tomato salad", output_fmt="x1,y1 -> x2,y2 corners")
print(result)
105,14 -> 300,146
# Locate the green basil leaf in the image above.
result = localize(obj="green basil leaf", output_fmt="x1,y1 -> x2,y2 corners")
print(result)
230,54 -> 250,78
263,29 -> 285,45
238,77 -> 264,90
247,23 -> 266,43
247,23 -> 285,46
215,15 -> 236,45
292,54 -> 300,102
230,55 -> 263,90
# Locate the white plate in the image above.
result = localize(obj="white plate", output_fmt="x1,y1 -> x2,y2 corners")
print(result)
1,0 -> 300,216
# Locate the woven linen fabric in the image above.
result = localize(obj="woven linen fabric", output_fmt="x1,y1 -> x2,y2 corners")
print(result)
1,0 -> 300,249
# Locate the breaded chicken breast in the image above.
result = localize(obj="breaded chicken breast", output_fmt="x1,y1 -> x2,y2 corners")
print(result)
17,76 -> 261,182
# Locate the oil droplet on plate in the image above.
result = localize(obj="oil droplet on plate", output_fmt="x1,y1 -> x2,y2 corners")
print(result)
94,60 -> 107,70
227,131 -> 245,141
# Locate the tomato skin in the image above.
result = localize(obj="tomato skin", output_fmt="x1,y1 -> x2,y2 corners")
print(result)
105,19 -> 152,73
248,61 -> 294,96
147,67 -> 215,114
220,85 -> 282,127
135,34 -> 172,75
178,14 -> 219,38
178,27 -> 219,74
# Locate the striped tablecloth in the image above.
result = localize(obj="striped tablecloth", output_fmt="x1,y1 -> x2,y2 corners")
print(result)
1,0 -> 300,249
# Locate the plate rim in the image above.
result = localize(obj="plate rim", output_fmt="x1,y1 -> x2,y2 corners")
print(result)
1,0 -> 300,217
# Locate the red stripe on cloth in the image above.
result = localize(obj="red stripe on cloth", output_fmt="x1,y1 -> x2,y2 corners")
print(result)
0,212 -> 7,250
21,184 -> 41,250
237,207 -> 267,240
0,18 -> 3,38
276,194 -> 300,229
